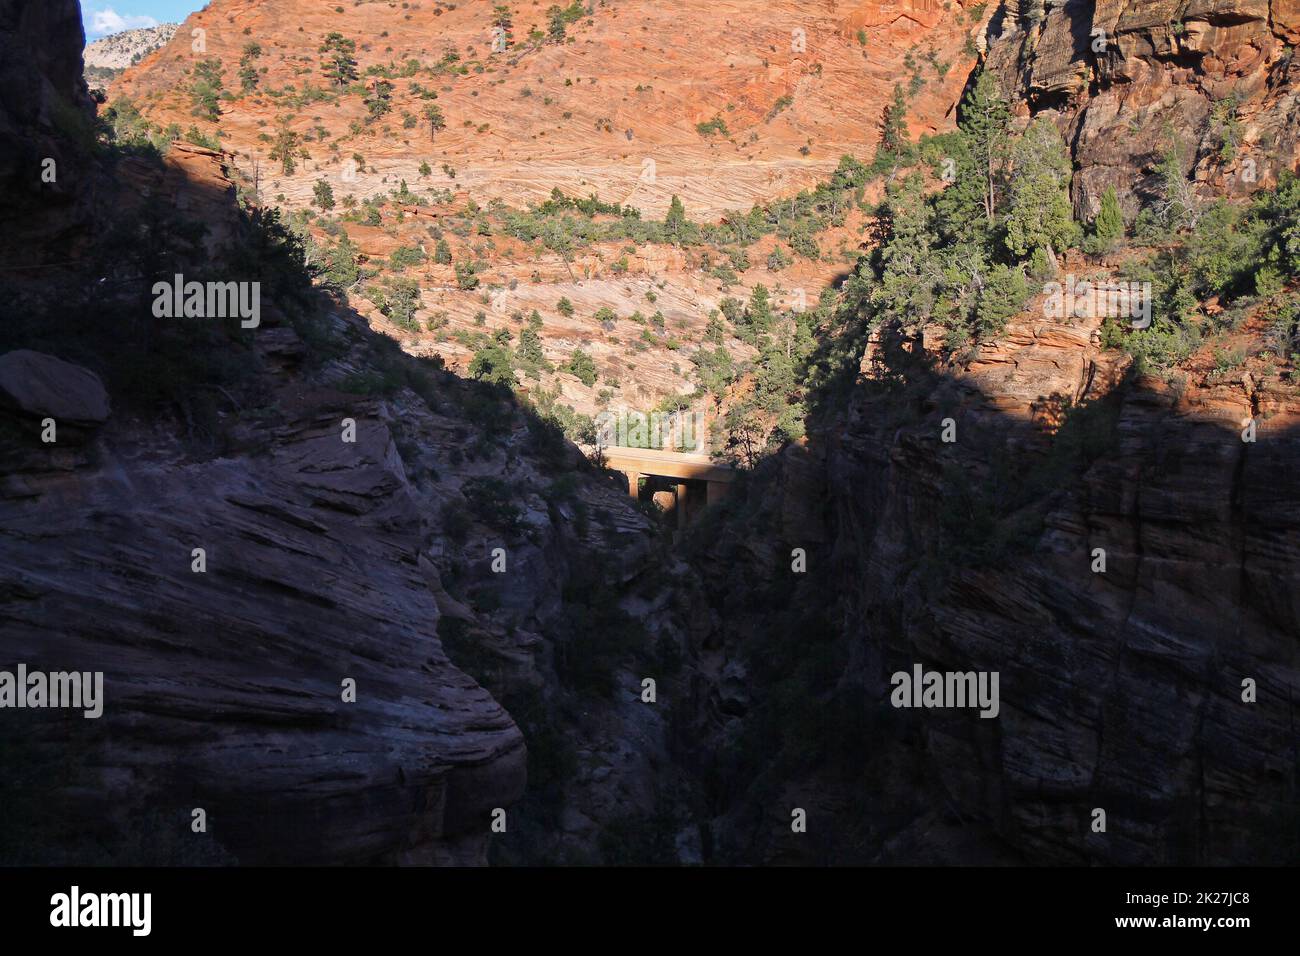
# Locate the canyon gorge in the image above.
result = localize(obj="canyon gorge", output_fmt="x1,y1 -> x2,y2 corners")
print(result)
0,0 -> 1296,866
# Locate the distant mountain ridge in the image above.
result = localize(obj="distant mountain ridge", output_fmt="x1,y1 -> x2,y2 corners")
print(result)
84,22 -> 178,89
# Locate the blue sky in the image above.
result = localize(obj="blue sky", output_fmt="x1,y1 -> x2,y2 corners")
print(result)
81,1 -> 207,39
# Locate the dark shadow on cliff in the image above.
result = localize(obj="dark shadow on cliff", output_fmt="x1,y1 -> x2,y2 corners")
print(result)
0,134 -> 672,864
671,272 -> 1300,865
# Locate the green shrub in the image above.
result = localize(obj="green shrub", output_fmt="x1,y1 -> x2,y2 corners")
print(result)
565,348 -> 598,386
461,476 -> 524,533
696,115 -> 730,138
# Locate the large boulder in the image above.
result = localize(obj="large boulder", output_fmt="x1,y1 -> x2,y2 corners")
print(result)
0,349 -> 110,425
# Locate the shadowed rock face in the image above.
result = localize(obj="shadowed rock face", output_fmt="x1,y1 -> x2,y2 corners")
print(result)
0,0 -> 95,256
1,376 -> 527,864
685,298 -> 1299,865
842,318 -> 1298,863
985,0 -> 1300,218
0,0 -> 664,866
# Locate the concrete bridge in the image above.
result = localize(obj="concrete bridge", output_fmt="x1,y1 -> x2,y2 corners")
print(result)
598,446 -> 735,530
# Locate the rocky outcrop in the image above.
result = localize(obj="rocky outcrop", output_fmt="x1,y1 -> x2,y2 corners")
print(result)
3,0 -> 1295,869
985,0 -> 1300,218
0,0 -> 94,258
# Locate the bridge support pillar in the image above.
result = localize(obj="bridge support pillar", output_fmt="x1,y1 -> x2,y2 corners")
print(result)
675,483 -> 688,531
706,480 -> 729,507
626,470 -> 641,499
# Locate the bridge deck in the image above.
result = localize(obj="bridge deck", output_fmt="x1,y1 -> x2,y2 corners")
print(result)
598,446 -> 735,484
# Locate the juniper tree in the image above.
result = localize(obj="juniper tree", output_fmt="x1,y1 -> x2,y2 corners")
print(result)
1088,185 -> 1125,255
189,59 -> 224,121
566,348 -> 598,386
470,344 -> 515,386
313,179 -> 335,211
1004,117 -> 1081,270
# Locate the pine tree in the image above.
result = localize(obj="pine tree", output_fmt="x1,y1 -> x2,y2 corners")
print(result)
423,104 -> 445,140
433,239 -> 452,264
664,194 -> 689,244
1154,130 -> 1201,233
189,59 -> 224,121
324,235 -> 360,290
746,284 -> 774,332
878,84 -> 910,160
1260,171 -> 1300,275
364,79 -> 394,120
269,123 -> 300,175
875,173 -> 941,322
931,131 -> 988,247
960,69 -> 1011,223
492,4 -> 514,48
239,43 -> 262,94
541,219 -> 576,281
548,6 -> 568,42
319,34 -> 358,88
516,326 -> 546,367
975,263 -> 1029,336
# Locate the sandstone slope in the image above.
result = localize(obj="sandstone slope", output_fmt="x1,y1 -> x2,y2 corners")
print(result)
117,0 -> 986,216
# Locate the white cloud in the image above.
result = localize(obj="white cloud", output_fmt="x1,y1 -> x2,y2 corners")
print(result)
88,8 -> 160,37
